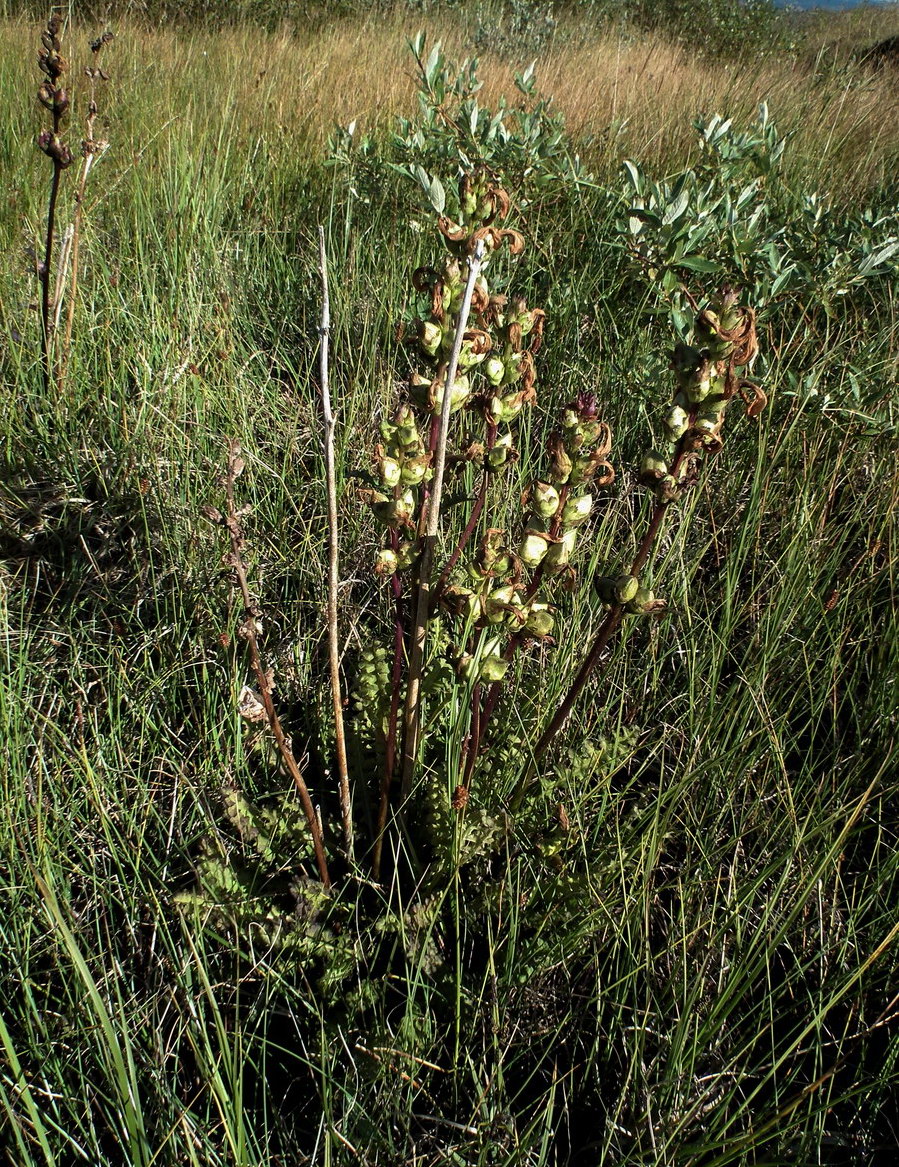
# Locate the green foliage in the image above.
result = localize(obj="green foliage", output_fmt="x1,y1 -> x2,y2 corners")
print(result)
620,102 -> 899,340
329,33 -> 587,210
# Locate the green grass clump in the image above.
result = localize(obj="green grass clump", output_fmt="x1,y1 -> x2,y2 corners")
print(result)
1,6 -> 898,1165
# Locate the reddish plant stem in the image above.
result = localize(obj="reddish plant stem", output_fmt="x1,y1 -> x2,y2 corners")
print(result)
530,438 -> 693,768
478,483 -> 571,736
373,531 -> 405,881
435,419 -> 498,598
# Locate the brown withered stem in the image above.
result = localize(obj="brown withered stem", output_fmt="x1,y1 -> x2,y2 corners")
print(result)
58,30 -> 113,390
434,417 -> 498,598
317,227 -> 353,862
36,11 -> 74,394
216,443 -> 331,886
400,237 -> 488,801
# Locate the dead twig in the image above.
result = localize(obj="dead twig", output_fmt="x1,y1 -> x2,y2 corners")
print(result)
317,226 -> 353,862
217,443 -> 331,887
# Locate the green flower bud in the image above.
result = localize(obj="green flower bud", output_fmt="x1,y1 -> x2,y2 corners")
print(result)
496,389 -> 528,423
432,374 -> 471,414
443,585 -> 481,622
656,475 -> 680,503
626,586 -> 667,616
457,339 -> 488,371
695,399 -> 726,434
685,378 -> 713,404
594,575 -> 617,604
486,432 -> 514,472
393,488 -> 417,525
378,455 -> 402,489
627,585 -> 654,614
374,548 -> 398,577
485,584 -> 522,626
560,408 -> 580,432
561,493 -> 593,527
409,371 -> 432,407
614,574 -> 640,604
392,406 -> 421,449
400,453 -> 430,486
396,541 -> 419,571
479,654 -> 509,683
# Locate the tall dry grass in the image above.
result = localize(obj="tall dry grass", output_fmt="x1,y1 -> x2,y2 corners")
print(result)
1,9 -> 897,199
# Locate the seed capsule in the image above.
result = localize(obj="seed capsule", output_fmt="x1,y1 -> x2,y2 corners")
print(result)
485,356 -> 505,386
525,603 -> 555,638
543,529 -> 577,575
614,575 -> 640,604
561,493 -> 593,527
640,451 -> 669,484
519,531 -> 550,568
530,481 -> 560,519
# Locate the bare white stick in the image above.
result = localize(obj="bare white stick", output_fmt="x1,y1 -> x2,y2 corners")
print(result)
318,226 -> 353,861
400,238 -> 487,800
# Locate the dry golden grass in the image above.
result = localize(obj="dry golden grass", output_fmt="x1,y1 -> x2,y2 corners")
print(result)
2,8 -> 897,199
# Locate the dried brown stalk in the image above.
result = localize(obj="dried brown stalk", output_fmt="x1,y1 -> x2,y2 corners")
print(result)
218,443 -> 331,886
59,32 -> 112,389
317,226 -> 353,861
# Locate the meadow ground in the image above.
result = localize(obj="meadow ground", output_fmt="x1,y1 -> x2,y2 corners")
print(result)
1,3 -> 898,1164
